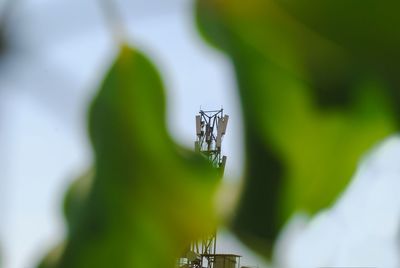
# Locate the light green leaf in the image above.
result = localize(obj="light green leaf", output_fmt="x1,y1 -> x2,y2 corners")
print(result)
43,46 -> 220,268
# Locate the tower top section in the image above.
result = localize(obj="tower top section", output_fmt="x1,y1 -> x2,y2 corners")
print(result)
195,109 -> 229,174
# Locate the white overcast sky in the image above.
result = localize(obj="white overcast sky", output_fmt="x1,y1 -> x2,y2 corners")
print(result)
0,1 -> 399,268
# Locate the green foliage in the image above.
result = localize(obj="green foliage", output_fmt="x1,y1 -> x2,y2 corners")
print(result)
39,1 -> 400,265
196,0 -> 399,253
40,46 -> 220,268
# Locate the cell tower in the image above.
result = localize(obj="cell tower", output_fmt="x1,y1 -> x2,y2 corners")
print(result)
179,109 -> 241,268
195,109 -> 229,175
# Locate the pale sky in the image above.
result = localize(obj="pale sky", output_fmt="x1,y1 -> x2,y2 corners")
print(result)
0,1 -> 399,268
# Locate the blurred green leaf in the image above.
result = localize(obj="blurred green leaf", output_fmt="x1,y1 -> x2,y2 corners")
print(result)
196,0 -> 399,253
41,46 -> 220,268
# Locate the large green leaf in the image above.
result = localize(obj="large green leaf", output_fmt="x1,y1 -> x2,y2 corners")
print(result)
40,46 -> 220,268
196,0 -> 399,253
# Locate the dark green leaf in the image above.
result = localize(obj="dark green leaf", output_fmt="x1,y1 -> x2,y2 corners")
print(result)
196,0 -> 399,254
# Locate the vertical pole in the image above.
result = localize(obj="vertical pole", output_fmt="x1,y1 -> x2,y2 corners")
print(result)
186,109 -> 228,267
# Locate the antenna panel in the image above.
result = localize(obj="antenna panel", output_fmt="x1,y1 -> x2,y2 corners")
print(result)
220,115 -> 229,135
196,115 -> 202,136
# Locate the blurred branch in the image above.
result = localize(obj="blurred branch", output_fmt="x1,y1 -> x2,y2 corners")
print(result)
0,0 -> 17,27
0,0 -> 19,54
97,0 -> 127,45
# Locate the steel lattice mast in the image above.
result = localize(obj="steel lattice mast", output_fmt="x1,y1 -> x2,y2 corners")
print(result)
179,109 -> 229,268
195,109 -> 229,175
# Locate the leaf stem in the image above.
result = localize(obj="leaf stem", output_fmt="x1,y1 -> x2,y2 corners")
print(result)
97,0 -> 127,45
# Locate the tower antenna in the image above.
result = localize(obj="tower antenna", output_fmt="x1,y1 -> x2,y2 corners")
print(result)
179,109 -> 242,268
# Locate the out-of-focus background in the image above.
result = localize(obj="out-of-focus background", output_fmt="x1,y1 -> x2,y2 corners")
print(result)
0,0 -> 246,267
0,0 -> 399,267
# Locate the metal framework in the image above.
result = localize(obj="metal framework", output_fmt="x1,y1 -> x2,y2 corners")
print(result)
179,109 -> 230,268
195,109 -> 229,175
